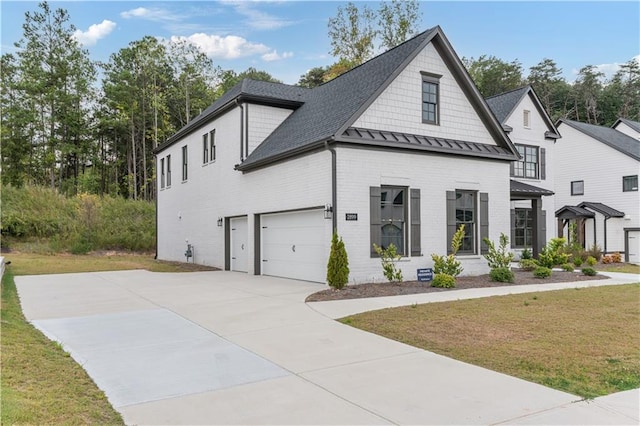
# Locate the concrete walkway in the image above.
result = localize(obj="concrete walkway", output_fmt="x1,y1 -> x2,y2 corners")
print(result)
15,270 -> 639,425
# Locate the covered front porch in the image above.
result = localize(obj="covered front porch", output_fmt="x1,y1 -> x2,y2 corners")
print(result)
510,180 -> 554,257
555,202 -> 625,253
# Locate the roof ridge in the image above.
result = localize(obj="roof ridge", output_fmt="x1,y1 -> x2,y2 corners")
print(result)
485,85 -> 530,100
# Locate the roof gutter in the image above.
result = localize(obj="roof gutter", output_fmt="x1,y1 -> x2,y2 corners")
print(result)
324,138 -> 337,232
235,138 -> 330,172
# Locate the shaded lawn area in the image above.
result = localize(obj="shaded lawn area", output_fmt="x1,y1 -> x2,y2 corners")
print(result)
341,284 -> 640,399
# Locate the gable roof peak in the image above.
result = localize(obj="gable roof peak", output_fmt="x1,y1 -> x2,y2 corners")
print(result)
558,119 -> 640,161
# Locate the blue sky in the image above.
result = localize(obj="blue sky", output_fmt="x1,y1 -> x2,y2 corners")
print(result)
1,1 -> 639,85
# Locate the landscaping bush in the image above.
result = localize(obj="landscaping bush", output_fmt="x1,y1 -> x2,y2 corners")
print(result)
520,247 -> 533,260
327,232 -> 349,289
586,256 -> 598,267
586,243 -> 603,261
431,225 -> 464,278
373,243 -> 403,282
483,233 -> 514,269
533,266 -> 552,278
431,273 -> 456,288
537,238 -> 569,268
611,252 -> 622,263
582,267 -> 597,276
573,256 -> 583,267
519,259 -> 538,271
490,267 -> 515,283
561,263 -> 574,272
602,255 -> 613,264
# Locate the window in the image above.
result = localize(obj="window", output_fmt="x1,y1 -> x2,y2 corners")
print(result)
181,145 -> 188,181
455,191 -> 476,254
571,180 -> 584,196
512,208 -> 533,248
512,144 -> 539,179
623,175 -> 638,192
160,158 -> 165,189
523,110 -> 530,128
209,129 -> 216,162
166,155 -> 171,187
202,133 -> 208,164
370,187 -> 421,257
421,73 -> 440,125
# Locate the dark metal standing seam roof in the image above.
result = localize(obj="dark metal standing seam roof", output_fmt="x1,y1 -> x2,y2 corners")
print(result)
578,202 -> 625,218
558,119 -> 640,161
555,205 -> 596,218
510,179 -> 554,196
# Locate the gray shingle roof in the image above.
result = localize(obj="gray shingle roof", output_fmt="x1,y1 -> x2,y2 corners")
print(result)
578,202 -> 625,218
555,205 -> 595,218
614,118 -> 640,133
510,179 -> 554,197
340,127 -> 515,160
485,86 -> 529,123
558,119 -> 640,161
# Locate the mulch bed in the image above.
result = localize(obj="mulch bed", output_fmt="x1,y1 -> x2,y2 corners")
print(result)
305,270 -> 609,302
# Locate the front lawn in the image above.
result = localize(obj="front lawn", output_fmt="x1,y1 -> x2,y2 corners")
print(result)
341,284 -> 640,399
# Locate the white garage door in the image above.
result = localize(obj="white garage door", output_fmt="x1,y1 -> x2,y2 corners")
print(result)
628,231 -> 640,265
230,216 -> 248,272
261,209 -> 327,283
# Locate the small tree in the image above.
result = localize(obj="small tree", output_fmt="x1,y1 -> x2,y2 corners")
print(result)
431,224 -> 464,277
373,243 -> 403,282
327,232 -> 349,289
483,233 -> 514,269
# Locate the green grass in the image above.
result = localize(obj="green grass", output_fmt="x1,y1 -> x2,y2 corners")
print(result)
596,263 -> 640,274
341,284 -> 640,399
0,252 -> 217,425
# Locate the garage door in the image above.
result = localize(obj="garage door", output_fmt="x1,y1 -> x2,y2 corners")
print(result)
628,231 -> 640,265
230,216 -> 248,272
261,209 -> 327,283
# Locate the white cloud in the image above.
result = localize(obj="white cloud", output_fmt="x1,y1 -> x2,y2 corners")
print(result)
170,34 -> 270,59
573,54 -> 640,80
222,1 -> 293,30
261,50 -> 293,62
120,7 -> 182,22
73,20 -> 116,46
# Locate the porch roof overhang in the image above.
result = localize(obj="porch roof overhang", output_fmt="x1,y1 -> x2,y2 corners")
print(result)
555,205 -> 596,220
577,202 -> 625,218
510,179 -> 554,200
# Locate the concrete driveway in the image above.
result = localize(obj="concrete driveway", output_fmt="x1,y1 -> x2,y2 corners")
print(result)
16,270 -> 639,425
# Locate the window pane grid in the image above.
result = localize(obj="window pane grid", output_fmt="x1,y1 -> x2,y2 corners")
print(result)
422,80 -> 438,124
455,191 -> 476,254
513,208 -> 533,248
380,187 -> 406,255
512,144 -> 538,179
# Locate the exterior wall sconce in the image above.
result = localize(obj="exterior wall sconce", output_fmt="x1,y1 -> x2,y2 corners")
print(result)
217,217 -> 223,227
324,203 -> 333,220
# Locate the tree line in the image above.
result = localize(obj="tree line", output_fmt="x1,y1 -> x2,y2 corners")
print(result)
2,1 -> 638,200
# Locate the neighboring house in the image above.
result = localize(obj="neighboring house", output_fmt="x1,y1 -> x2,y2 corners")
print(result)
486,86 -> 560,257
612,117 -> 640,140
154,26 -> 520,284
554,119 -> 640,264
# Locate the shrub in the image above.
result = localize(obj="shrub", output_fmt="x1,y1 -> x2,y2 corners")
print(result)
573,256 -> 583,267
483,233 -> 514,269
602,255 -> 613,264
561,263 -> 574,272
327,232 -> 349,289
533,266 -> 552,278
586,243 -> 603,261
586,256 -> 597,266
611,252 -> 622,263
373,243 -> 403,282
431,225 -> 464,278
519,258 -> 539,271
537,238 -> 569,268
582,267 -> 597,276
431,273 -> 456,288
520,247 -> 533,260
490,267 -> 514,283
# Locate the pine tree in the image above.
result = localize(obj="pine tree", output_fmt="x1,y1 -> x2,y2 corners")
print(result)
326,232 -> 349,289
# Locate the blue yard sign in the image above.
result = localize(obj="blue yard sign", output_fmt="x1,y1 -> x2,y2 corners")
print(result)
417,268 -> 433,282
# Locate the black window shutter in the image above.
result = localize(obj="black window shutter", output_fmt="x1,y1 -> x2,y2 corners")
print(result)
410,188 -> 421,256
480,192 -> 489,254
538,210 -> 547,249
370,186 -> 381,257
510,209 -> 516,248
540,148 -> 546,180
446,191 -> 456,254
510,160 -> 515,177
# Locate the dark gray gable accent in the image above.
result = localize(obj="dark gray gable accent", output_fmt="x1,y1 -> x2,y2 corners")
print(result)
558,119 -> 640,161
370,186 -> 382,257
410,188 -> 421,256
540,147 -> 546,180
480,192 -> 489,254
555,205 -> 595,219
446,190 -> 456,254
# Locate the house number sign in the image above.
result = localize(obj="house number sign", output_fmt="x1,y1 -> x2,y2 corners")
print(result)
345,213 -> 358,221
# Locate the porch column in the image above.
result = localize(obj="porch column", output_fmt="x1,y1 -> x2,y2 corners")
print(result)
532,198 -> 541,257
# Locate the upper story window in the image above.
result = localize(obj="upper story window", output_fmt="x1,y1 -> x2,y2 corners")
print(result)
523,110 -> 531,128
181,145 -> 188,181
166,155 -> 172,187
421,72 -> 441,125
513,144 -> 539,179
209,130 -> 216,162
571,180 -> 584,196
160,158 -> 165,189
202,133 -> 209,164
623,175 -> 638,192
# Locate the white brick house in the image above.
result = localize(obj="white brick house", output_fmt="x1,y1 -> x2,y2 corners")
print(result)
554,119 -> 640,264
486,86 -> 560,257
154,27 -> 520,284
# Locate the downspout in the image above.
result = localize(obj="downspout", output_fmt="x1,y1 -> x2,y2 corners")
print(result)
604,217 -> 609,254
154,154 -> 158,260
593,219 -> 597,249
325,139 -> 337,232
236,99 -> 244,161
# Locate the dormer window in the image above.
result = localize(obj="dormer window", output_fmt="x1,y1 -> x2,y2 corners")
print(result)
421,72 -> 441,125
523,110 -> 531,128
